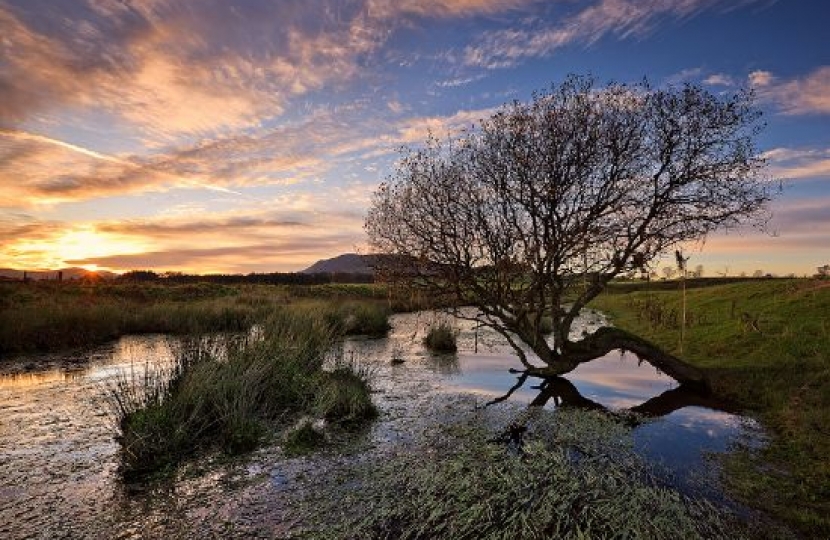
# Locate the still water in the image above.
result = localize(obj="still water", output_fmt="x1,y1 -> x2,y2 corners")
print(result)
0,310 -> 763,538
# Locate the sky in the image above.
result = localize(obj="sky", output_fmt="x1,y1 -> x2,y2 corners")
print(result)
0,0 -> 828,276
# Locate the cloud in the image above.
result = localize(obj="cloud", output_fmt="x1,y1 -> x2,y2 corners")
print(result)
0,0 -> 388,139
369,0 -> 538,18
1,0 -> 542,140
463,0 -> 768,69
64,240 -> 354,273
763,146 -> 830,180
0,181 -> 375,272
750,66 -> 830,115
2,98 -> 501,207
435,74 -> 487,88
748,70 -> 775,87
703,73 -> 735,87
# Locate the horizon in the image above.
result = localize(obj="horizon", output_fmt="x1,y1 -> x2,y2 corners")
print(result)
1,0 -> 829,276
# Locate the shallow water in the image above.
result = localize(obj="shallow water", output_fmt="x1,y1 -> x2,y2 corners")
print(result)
0,310 -> 764,538
345,309 -> 764,489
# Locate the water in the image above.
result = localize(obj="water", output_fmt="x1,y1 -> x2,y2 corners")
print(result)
0,311 -> 765,538
344,309 -> 764,488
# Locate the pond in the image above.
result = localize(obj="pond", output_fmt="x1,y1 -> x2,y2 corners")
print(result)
0,309 -> 765,538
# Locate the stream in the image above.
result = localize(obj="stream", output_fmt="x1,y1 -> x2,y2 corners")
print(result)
0,309 -> 765,539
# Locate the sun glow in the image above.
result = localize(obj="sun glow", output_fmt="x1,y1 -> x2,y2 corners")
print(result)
3,227 -> 148,271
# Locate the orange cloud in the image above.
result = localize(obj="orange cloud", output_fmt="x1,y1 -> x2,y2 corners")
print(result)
0,189 -> 371,272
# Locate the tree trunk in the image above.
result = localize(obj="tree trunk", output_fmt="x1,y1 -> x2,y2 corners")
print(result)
563,327 -> 709,391
524,326 -> 709,391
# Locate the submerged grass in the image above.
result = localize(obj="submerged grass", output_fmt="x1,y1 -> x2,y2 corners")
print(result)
593,278 -> 830,537
297,408 -> 756,540
106,306 -> 379,478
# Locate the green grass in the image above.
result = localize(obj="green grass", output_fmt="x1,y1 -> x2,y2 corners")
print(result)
315,353 -> 377,422
424,322 -> 458,353
297,408 -> 760,539
106,306 -> 378,479
593,278 -> 830,537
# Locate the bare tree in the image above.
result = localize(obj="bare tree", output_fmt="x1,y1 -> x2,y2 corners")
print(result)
366,75 -> 775,388
694,264 -> 705,278
662,267 -> 676,280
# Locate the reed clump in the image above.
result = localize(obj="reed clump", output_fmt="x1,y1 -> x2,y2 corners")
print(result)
424,322 -> 457,353
108,308 -> 376,479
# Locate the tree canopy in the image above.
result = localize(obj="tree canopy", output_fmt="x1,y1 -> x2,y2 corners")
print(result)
366,75 -> 775,384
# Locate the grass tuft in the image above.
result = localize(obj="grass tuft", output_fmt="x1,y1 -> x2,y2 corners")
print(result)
424,322 -> 458,353
316,353 -> 377,423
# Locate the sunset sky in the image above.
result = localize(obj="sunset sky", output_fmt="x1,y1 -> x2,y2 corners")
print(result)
1,0 -> 828,275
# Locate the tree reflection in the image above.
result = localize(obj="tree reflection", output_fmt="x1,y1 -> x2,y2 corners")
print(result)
483,368 -> 739,422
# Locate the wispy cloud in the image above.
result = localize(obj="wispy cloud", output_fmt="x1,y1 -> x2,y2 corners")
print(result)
369,0 -> 538,18
763,146 -> 830,180
435,74 -> 487,88
0,0 -> 389,139
463,0 -> 768,69
1,100 -> 498,207
749,66 -> 830,115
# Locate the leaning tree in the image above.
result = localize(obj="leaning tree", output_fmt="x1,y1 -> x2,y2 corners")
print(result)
366,75 -> 775,388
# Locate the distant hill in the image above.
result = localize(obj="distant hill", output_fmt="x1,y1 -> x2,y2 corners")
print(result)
300,253 -> 375,275
0,267 -> 117,281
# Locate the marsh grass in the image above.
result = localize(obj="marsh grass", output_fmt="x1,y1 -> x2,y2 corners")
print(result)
424,321 -> 458,353
0,282 -> 394,354
297,408 -> 750,540
594,278 -> 830,537
107,308 -> 376,478
326,301 -> 392,336
0,286 -> 264,353
316,352 -> 377,423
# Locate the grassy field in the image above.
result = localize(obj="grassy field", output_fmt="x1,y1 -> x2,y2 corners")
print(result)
594,278 -> 830,537
0,281 -> 390,354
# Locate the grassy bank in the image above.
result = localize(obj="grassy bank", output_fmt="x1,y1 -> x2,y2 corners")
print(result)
0,281 -> 392,355
109,307 -> 377,478
593,278 -> 830,537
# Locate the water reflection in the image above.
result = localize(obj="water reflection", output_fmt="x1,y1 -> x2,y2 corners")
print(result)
0,368 -> 85,389
345,309 -> 764,490
425,353 -> 461,376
